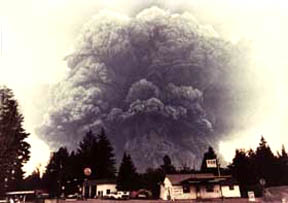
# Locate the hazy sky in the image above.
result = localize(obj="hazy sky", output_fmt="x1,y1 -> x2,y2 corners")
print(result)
1,0 -> 288,174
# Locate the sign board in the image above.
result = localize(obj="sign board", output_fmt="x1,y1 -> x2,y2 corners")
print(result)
173,187 -> 183,195
206,159 -> 217,168
84,167 -> 92,176
248,191 -> 256,202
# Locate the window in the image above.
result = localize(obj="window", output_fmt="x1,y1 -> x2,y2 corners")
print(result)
229,185 -> 234,190
206,185 -> 214,192
183,184 -> 190,193
107,189 -> 111,194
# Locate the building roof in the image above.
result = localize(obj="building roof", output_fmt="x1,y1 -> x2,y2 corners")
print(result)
166,173 -> 233,185
83,179 -> 116,186
220,178 -> 239,186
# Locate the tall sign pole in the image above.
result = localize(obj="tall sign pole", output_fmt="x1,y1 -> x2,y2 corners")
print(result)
0,24 -> 2,56
217,158 -> 223,200
217,158 -> 221,177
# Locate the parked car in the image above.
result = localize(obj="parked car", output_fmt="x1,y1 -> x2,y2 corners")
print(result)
134,189 -> 152,199
104,191 -> 129,200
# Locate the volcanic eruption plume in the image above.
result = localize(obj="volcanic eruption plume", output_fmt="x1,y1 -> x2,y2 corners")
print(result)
39,7 -> 249,169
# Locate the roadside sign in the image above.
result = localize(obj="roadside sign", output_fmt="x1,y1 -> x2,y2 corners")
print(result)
206,159 -> 217,168
248,191 -> 256,202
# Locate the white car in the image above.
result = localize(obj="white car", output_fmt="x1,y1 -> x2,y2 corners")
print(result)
104,191 -> 129,200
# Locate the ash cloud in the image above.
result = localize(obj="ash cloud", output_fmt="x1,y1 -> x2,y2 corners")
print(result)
38,7 -> 249,169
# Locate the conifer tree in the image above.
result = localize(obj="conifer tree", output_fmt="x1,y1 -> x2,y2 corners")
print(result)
96,128 -> 116,179
160,155 -> 176,174
77,130 -> 98,179
254,136 -> 276,186
200,146 -> 218,174
117,153 -> 138,191
23,168 -> 42,190
42,147 -> 69,197
76,128 -> 116,179
0,86 -> 30,194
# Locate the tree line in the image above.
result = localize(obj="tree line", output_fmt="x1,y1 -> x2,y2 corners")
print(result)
1,86 -> 288,198
0,87 -> 30,196
228,137 -> 288,196
24,129 -> 167,198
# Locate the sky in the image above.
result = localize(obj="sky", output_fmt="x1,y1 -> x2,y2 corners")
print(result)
0,0 -> 288,175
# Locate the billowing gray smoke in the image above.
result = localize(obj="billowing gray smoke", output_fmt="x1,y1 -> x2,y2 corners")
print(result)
39,7 -> 249,169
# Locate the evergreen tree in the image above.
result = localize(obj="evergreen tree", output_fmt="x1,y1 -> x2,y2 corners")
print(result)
200,146 -> 218,174
0,86 -> 30,194
280,145 -> 288,159
77,128 -> 116,179
254,136 -> 276,186
117,153 -> 138,191
160,155 -> 176,174
276,145 -> 288,185
64,151 -> 82,194
77,130 -> 98,179
96,128 -> 116,179
23,168 -> 42,190
141,168 -> 165,199
42,147 -> 69,197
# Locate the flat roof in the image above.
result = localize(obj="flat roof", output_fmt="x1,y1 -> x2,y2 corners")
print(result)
6,191 -> 35,195
166,174 -> 233,185
83,179 -> 116,186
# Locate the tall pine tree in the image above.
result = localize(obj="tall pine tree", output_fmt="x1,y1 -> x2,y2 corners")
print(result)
254,136 -> 276,186
160,155 -> 176,174
77,130 -> 98,179
0,86 -> 30,194
96,128 -> 116,179
117,152 -> 138,191
42,147 -> 69,197
77,128 -> 116,179
200,146 -> 218,174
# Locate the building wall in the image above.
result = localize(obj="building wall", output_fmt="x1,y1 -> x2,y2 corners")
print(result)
96,184 -> 117,197
172,185 -> 197,200
221,185 -> 241,198
160,178 -> 172,200
160,178 -> 197,200
160,177 -> 240,200
198,184 -> 221,199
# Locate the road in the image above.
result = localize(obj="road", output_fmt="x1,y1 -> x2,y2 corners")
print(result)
58,198 -> 265,203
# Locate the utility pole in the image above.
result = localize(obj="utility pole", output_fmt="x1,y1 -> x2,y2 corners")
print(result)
0,24 -> 2,56
217,158 -> 221,177
217,158 -> 224,201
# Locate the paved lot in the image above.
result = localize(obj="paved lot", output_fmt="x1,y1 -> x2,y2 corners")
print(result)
58,198 -> 264,203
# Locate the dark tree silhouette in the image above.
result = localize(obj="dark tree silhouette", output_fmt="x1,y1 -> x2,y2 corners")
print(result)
276,145 -> 288,185
160,155 -> 176,174
77,130 -> 98,179
229,137 -> 288,197
0,86 -> 30,194
23,168 -> 42,190
76,129 -> 116,179
254,136 -> 276,186
42,147 -> 69,197
141,168 -> 165,199
228,149 -> 258,196
200,146 -> 218,174
95,128 -> 116,179
117,152 -> 139,191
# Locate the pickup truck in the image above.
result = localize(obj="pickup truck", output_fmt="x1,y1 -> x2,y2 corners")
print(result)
104,191 -> 130,200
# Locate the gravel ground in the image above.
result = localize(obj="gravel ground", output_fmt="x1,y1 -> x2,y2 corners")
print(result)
59,198 -> 264,203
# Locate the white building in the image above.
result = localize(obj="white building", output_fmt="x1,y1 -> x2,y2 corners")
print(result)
82,179 -> 117,198
160,173 -> 241,200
